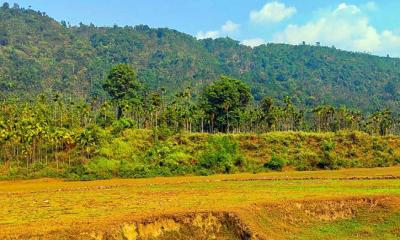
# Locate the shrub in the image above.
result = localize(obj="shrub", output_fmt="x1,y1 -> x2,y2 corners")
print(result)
372,139 -> 385,151
264,155 -> 286,171
167,151 -> 194,165
345,148 -> 357,158
317,152 -> 340,170
373,157 -> 391,167
145,142 -> 174,164
234,155 -> 247,168
295,162 -> 312,171
142,141 -> 194,176
84,157 -> 120,179
317,140 -> 340,169
143,141 -> 195,176
151,124 -> 174,141
293,151 -> 318,171
30,161 -> 47,172
111,118 -> 135,135
119,161 -> 155,178
388,148 -> 394,155
64,164 -> 90,180
321,140 -> 336,152
109,138 -> 134,160
198,136 -> 244,174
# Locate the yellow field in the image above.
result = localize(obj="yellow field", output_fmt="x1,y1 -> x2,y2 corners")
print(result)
2,167 -> 400,239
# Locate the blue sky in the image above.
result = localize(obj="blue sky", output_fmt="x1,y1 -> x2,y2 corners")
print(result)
3,0 -> 400,56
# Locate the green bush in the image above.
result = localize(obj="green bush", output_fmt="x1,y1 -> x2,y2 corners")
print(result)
293,151 -> 319,171
294,160 -> 312,171
152,124 -> 174,141
110,138 -> 135,160
167,151 -> 194,165
317,140 -> 341,169
145,142 -> 174,164
372,139 -> 385,151
317,152 -> 340,170
141,141 -> 195,176
198,136 -> 244,174
67,157 -> 121,180
321,140 -> 336,152
65,158 -> 121,180
373,157 -> 391,167
119,161 -> 155,178
264,155 -> 286,171
111,118 -> 135,135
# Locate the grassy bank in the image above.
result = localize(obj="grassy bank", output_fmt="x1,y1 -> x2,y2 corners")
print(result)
2,130 -> 400,180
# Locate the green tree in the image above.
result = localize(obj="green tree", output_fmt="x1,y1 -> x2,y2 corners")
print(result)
103,64 -> 141,119
260,97 -> 276,131
202,76 -> 251,133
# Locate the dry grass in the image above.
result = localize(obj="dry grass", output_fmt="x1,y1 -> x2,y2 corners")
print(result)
1,167 -> 400,239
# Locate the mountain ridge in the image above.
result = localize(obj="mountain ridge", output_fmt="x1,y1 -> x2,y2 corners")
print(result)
0,4 -> 399,112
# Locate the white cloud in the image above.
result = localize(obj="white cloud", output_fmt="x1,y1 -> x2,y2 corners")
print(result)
196,30 -> 219,40
273,2 -> 400,57
196,20 -> 240,39
335,3 -> 360,14
241,38 -> 266,48
221,20 -> 240,33
250,1 -> 297,24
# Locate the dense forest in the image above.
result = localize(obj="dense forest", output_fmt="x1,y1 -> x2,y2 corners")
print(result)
0,3 -> 399,112
1,62 -> 400,179
1,3 -> 400,179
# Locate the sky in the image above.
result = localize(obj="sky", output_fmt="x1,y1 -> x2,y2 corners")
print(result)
3,0 -> 400,57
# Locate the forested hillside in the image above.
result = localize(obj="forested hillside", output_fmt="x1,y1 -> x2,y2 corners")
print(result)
0,3 -> 399,111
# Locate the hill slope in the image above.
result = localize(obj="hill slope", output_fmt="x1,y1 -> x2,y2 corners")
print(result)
0,5 -> 399,111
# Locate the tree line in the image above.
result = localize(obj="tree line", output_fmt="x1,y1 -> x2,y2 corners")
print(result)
0,64 -> 399,168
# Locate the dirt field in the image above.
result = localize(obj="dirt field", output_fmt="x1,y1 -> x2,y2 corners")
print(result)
1,167 -> 400,239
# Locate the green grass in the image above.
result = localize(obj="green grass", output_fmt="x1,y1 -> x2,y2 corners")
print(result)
299,210 -> 400,239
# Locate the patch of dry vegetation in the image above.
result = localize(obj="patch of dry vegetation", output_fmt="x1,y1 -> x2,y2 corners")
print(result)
1,167 -> 400,239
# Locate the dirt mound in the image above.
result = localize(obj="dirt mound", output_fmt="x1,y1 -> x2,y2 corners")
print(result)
275,197 -> 389,223
72,212 -> 255,240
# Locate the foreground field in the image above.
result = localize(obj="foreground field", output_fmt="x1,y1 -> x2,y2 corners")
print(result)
1,167 -> 400,239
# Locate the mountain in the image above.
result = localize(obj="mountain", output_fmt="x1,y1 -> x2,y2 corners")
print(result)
0,4 -> 399,111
